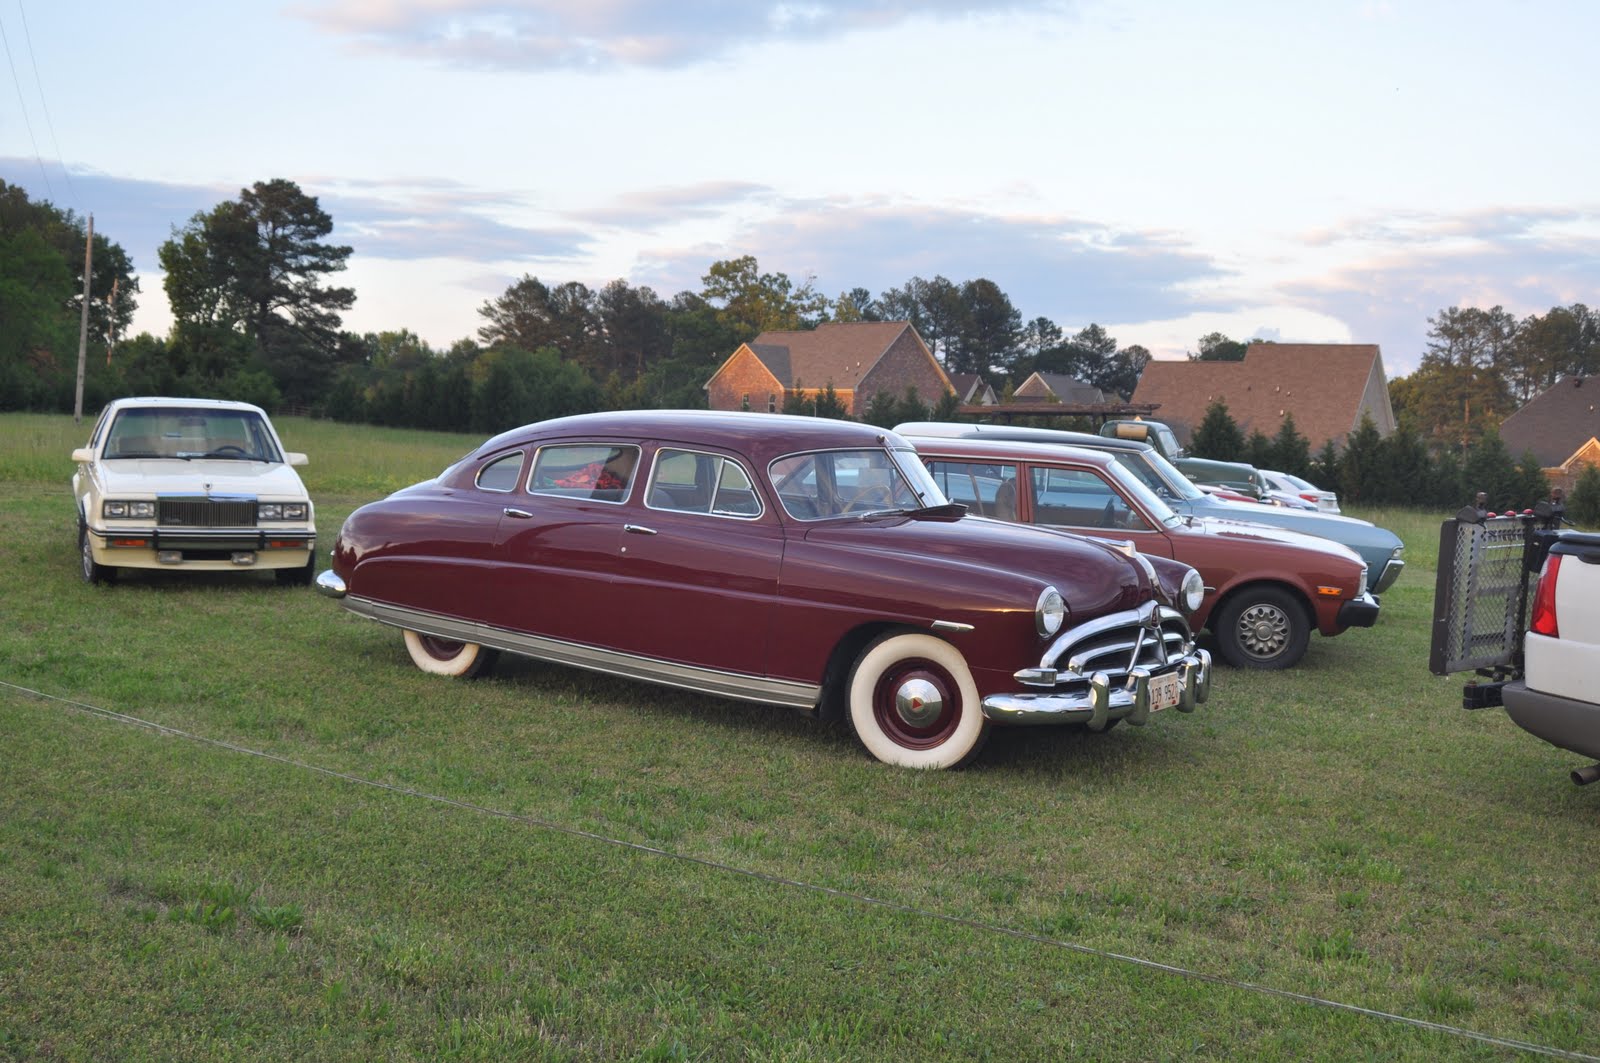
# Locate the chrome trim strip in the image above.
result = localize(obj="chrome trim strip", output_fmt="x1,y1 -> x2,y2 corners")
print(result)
87,527 -> 315,547
338,596 -> 822,710
931,620 -> 974,632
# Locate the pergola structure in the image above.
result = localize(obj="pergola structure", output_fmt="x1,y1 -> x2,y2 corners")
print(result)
958,403 -> 1161,425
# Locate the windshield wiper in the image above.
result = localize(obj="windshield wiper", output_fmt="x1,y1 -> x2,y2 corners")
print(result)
855,502 -> 968,523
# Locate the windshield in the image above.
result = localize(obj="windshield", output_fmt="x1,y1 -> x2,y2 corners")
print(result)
1099,459 -> 1182,527
1111,450 -> 1204,501
1283,472 -> 1320,492
769,447 -> 948,521
104,407 -> 283,462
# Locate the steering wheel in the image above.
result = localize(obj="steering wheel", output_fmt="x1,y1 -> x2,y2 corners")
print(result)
208,444 -> 248,457
842,486 -> 896,514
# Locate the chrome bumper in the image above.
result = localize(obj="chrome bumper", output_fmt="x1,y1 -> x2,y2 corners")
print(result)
315,569 -> 347,599
981,650 -> 1211,730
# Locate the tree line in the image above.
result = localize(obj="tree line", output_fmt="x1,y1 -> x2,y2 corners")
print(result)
4,175 -> 1596,488
0,178 -> 1153,430
1184,398 -> 1597,518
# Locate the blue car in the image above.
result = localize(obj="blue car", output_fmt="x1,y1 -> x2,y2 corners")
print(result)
897,422 -> 1404,595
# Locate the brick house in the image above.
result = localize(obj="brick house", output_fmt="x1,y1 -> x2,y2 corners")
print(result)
1130,343 -> 1397,451
704,321 -> 954,417
1498,376 -> 1600,491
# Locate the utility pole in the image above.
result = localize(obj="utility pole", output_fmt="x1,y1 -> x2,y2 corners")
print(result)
74,214 -> 93,424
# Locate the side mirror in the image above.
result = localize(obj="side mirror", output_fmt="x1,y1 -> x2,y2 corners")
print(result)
286,452 -> 309,467
71,448 -> 93,463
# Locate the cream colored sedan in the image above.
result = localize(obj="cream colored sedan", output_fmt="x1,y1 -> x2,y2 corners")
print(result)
72,397 -> 316,584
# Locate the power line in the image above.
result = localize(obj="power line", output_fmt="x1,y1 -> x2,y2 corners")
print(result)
0,3 -> 51,199
15,0 -> 71,203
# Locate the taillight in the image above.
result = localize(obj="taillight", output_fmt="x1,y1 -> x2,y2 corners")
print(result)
1530,554 -> 1562,638
1299,493 -> 1320,502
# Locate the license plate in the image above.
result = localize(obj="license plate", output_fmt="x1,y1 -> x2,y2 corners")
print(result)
1149,671 -> 1182,712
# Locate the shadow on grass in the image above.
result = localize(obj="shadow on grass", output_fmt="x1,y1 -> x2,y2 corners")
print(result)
477,653 -> 1189,780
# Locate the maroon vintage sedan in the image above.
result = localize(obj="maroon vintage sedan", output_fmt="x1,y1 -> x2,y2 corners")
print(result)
907,435 -> 1379,670
317,411 -> 1212,768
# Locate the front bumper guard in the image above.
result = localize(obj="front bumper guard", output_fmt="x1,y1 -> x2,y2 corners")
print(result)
1337,591 -> 1381,629
981,649 -> 1211,730
1373,556 -> 1405,594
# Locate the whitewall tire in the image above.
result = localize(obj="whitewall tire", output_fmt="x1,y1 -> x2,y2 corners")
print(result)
847,632 -> 988,769
402,629 -> 497,678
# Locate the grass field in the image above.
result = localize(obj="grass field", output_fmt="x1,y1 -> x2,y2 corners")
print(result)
3,413 -> 1598,1061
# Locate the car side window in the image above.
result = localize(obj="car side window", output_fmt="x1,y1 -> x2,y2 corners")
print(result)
475,451 -> 525,492
1029,466 -> 1150,531
529,444 -> 640,503
922,459 -> 1020,521
646,449 -> 763,518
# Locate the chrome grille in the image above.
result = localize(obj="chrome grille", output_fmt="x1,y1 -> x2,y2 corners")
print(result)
158,498 -> 257,527
1043,602 -> 1191,685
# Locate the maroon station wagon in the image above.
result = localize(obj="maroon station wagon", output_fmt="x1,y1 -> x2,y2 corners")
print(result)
317,411 -> 1213,768
908,436 -> 1380,670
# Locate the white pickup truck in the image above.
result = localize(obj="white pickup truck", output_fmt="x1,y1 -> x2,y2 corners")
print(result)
1431,506 -> 1600,785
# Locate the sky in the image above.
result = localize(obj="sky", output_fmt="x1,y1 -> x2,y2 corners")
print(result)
2,0 -> 1597,378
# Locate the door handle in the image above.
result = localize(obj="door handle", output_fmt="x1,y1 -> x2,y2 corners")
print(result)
503,508 -> 532,519
624,524 -> 657,535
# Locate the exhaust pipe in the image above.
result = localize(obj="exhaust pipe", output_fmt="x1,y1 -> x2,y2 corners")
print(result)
1571,763 -> 1600,786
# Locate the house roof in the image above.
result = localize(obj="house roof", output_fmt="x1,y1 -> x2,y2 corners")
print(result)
738,321 -> 948,392
1499,376 -> 1600,467
1017,373 -> 1108,404
949,373 -> 981,402
1130,343 -> 1390,450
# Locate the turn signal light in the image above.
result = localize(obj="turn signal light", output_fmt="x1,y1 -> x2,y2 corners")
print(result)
1315,586 -> 1344,597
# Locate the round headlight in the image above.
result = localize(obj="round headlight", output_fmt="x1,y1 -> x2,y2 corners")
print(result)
1180,569 -> 1205,614
1036,586 -> 1066,638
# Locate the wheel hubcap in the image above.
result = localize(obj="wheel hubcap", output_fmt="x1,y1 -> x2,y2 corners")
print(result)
1237,604 -> 1290,659
418,635 -> 465,661
873,661 -> 958,749
894,677 -> 945,728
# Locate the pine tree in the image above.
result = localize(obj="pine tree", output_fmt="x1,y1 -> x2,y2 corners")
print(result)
1462,428 -> 1519,511
1270,413 -> 1313,478
1569,463 -> 1600,526
1375,424 -> 1432,505
1246,429 -> 1275,471
1312,439 -> 1340,493
1338,413 -> 1383,504
1190,400 -> 1244,461
1512,452 -> 1549,511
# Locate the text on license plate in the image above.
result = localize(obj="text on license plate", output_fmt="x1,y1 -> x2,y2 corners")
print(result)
1149,671 -> 1182,712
